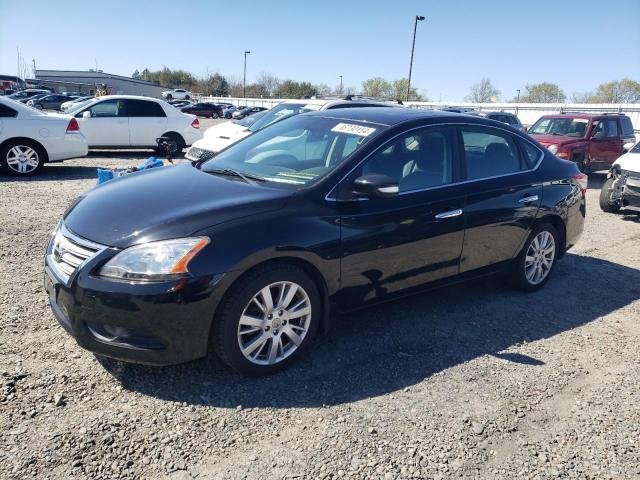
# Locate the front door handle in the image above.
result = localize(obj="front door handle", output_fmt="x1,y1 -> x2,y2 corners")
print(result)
435,209 -> 463,219
518,195 -> 539,204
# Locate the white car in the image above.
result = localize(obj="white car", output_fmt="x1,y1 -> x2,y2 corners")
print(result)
70,95 -> 202,150
0,97 -> 88,176
161,89 -> 192,100
61,96 -> 94,112
186,98 -> 400,161
600,140 -> 640,213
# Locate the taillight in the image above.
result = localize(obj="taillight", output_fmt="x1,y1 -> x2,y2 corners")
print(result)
572,173 -> 588,194
191,118 -> 200,129
66,118 -> 80,133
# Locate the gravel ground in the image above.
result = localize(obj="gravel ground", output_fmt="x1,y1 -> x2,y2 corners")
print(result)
1,131 -> 640,479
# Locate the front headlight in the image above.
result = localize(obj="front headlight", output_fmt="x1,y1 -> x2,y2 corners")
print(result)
547,144 -> 558,155
98,237 -> 209,281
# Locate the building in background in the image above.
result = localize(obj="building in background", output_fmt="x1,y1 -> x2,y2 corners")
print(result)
27,70 -> 168,97
0,74 -> 26,92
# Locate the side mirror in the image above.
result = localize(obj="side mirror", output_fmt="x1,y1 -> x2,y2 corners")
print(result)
82,111 -> 91,119
623,142 -> 636,152
353,174 -> 399,199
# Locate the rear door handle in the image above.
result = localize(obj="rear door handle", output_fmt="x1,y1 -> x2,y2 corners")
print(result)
435,209 -> 463,219
518,195 -> 539,204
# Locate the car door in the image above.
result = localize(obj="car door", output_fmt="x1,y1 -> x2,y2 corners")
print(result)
125,99 -> 168,147
588,119 -> 621,165
458,125 -> 542,273
75,99 -> 129,147
337,125 -> 466,305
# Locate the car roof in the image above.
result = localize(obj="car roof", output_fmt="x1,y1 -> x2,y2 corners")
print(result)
540,113 -> 629,119
92,94 -> 162,102
305,107 -> 470,127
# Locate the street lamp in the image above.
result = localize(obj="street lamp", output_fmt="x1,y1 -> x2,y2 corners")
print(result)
339,75 -> 343,95
407,15 -> 425,102
516,89 -> 521,102
243,50 -> 250,98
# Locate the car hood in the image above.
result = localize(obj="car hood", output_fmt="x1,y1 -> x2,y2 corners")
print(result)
191,122 -> 251,153
530,134 -> 585,146
614,151 -> 640,172
64,163 -> 291,248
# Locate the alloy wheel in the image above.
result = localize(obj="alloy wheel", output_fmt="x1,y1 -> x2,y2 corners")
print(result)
524,231 -> 556,285
237,281 -> 311,365
6,146 -> 40,174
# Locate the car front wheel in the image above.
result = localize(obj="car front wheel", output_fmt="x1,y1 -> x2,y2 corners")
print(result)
212,264 -> 320,375
511,223 -> 559,291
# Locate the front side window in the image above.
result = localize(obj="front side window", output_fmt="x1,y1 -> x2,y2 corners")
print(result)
203,115 -> 385,186
462,128 -> 526,180
620,117 -> 634,136
529,117 -> 589,137
79,99 -> 125,118
361,127 -> 454,192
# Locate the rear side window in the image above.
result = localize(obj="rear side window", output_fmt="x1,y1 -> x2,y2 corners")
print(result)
605,119 -> 619,137
0,103 -> 17,117
620,117 -> 634,136
127,100 -> 166,117
520,141 -> 541,168
461,127 -> 527,180
506,115 -> 520,125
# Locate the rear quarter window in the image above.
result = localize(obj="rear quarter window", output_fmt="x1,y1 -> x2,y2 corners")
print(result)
0,103 -> 18,117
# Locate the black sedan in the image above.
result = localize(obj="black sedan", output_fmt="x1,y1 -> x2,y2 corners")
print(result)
45,108 -> 586,375
180,102 -> 224,118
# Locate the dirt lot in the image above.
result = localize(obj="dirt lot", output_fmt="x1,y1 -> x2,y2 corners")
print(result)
1,128 -> 640,479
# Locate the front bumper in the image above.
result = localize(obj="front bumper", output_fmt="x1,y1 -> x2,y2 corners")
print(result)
44,234 -> 224,366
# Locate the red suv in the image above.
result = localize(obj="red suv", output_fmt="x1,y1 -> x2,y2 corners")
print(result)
528,113 -> 636,172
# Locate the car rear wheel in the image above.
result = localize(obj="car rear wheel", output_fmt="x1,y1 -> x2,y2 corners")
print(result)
184,95 -> 190,100
0,140 -> 45,176
510,223 -> 559,291
599,177 -> 622,213
211,264 -> 320,376
166,94 -> 173,100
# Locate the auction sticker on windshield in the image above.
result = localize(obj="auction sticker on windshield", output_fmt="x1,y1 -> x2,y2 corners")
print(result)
331,123 -> 376,137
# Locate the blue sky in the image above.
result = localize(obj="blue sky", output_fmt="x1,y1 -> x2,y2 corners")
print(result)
1,0 -> 639,101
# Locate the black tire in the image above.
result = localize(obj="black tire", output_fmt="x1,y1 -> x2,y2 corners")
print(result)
599,177 -> 621,213
157,132 -> 185,156
184,95 -> 190,100
0,139 -> 45,176
510,223 -> 559,292
211,263 -> 321,376
166,94 -> 173,100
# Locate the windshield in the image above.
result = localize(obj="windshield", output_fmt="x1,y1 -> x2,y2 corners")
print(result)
632,142 -> 640,154
202,115 -> 384,186
247,102 -> 321,133
529,117 -> 589,137
66,97 -> 99,114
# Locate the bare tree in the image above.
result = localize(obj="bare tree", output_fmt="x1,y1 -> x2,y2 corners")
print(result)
466,78 -> 501,103
254,72 -> 281,98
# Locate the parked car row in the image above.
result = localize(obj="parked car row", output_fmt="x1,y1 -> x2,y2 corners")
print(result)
0,95 -> 203,175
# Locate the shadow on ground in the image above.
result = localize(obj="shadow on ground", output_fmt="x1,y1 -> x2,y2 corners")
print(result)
99,253 -> 640,408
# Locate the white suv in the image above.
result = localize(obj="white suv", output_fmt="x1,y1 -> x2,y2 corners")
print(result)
70,95 -> 202,149
186,97 -> 400,161
161,89 -> 192,100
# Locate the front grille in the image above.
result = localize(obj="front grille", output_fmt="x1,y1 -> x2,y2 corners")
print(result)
47,223 -> 105,285
186,146 -> 216,161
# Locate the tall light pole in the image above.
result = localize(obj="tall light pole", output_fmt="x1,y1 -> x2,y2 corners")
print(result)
243,50 -> 250,98
407,15 -> 425,102
516,89 -> 521,102
339,75 -> 343,95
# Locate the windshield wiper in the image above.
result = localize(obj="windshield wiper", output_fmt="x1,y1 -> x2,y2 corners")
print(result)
206,168 -> 265,184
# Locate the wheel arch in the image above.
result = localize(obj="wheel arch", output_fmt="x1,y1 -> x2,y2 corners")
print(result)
209,255 -> 332,347
160,131 -> 186,148
534,214 -> 566,257
0,137 -> 49,163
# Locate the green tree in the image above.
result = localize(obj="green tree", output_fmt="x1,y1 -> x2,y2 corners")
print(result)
518,82 -> 566,103
199,73 -> 229,96
361,77 -> 392,98
131,69 -> 141,80
587,78 -> 640,103
390,78 -> 422,101
466,78 -> 500,103
274,80 -> 317,98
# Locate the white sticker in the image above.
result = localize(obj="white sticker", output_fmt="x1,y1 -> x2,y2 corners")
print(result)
303,104 -> 322,111
331,123 -> 376,137
574,119 -> 588,123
